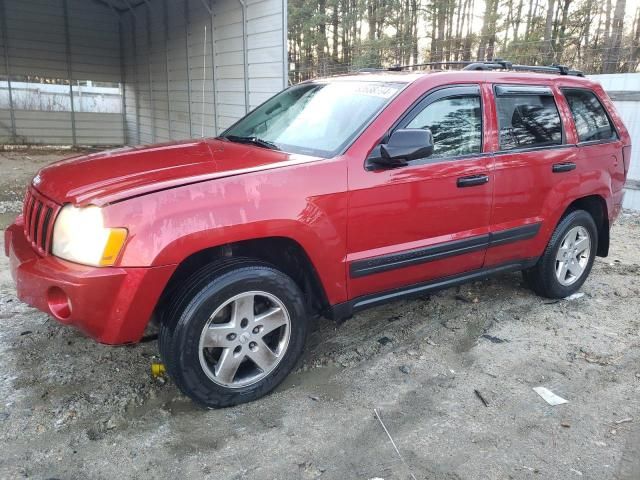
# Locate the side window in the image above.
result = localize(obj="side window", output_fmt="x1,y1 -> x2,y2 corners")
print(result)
563,89 -> 617,142
404,95 -> 482,159
496,93 -> 562,150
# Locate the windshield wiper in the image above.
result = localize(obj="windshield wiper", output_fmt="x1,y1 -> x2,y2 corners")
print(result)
223,135 -> 280,151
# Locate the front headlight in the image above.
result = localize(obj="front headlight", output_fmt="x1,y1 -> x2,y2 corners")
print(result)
52,205 -> 127,267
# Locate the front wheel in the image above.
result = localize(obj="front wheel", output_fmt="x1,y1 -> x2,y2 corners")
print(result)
524,209 -> 598,299
159,259 -> 308,408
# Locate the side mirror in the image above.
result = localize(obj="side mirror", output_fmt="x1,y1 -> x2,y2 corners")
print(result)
366,129 -> 434,170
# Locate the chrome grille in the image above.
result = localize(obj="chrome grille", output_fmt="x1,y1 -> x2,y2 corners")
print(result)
23,187 -> 60,254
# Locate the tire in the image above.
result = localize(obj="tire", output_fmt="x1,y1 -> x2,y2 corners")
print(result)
524,209 -> 598,299
158,258 -> 308,408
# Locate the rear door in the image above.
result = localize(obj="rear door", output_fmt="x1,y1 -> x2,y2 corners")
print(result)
485,84 -> 579,268
561,88 -> 625,215
347,84 -> 494,299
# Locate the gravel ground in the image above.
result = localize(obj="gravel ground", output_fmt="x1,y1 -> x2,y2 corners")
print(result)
0,150 -> 639,480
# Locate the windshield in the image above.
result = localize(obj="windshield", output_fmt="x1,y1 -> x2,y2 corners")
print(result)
221,80 -> 404,157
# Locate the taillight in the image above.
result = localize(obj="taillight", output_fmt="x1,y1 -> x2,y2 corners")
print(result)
622,145 -> 631,178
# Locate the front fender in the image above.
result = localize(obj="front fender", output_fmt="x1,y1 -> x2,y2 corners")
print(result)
103,158 -> 349,304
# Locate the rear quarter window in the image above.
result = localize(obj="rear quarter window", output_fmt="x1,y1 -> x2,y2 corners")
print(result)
562,89 -> 617,143
495,92 -> 563,151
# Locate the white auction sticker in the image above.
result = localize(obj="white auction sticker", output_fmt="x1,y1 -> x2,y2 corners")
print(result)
533,387 -> 568,406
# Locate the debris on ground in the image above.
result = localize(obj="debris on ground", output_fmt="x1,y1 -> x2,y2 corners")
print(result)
455,294 -> 479,303
481,334 -> 508,344
579,348 -> 619,366
614,417 -> 633,425
151,362 -> 166,378
565,292 -> 585,300
474,389 -> 490,407
373,409 -> 417,480
533,387 -> 568,406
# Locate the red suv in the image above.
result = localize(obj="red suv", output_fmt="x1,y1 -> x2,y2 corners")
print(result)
5,63 -> 631,407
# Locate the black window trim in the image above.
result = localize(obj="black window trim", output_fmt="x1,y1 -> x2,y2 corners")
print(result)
493,83 -> 566,154
495,85 -> 554,97
493,143 -> 574,157
364,83 -> 487,170
559,87 -> 619,147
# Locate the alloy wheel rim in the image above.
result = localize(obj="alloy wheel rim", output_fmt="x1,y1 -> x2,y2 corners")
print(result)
555,226 -> 591,286
198,291 -> 291,388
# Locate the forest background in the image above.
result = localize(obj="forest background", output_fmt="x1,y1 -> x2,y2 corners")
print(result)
288,0 -> 640,81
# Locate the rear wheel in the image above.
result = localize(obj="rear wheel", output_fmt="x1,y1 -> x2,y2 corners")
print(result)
523,209 -> 598,299
158,259 -> 308,408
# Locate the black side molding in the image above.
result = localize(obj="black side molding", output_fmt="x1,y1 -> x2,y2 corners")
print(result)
329,258 -> 539,322
349,223 -> 541,278
489,222 -> 541,247
350,235 -> 489,278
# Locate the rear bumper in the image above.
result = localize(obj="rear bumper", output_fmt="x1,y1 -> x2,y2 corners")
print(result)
5,218 -> 176,345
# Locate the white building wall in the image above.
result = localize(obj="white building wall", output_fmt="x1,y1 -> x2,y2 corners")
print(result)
120,0 -> 287,144
0,0 -> 124,146
0,0 -> 286,147
588,73 -> 640,211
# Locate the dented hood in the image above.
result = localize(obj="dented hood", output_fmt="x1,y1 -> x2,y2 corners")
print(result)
33,138 -> 320,206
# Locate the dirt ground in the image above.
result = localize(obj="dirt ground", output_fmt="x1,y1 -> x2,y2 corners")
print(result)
0,149 -> 639,480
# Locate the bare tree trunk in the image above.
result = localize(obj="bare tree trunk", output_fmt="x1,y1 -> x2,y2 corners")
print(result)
454,0 -> 467,60
318,0 -> 327,71
543,0 -> 557,63
555,0 -> 572,60
579,0 -> 594,65
604,0 -> 612,45
603,0 -> 626,72
514,0 -> 524,40
632,8 -> 640,70
429,1 -> 437,61
436,0 -> 446,61
504,0 -> 513,50
367,0 -> 376,42
331,1 -> 339,63
477,0 -> 494,60
486,0 -> 499,60
462,0 -> 473,60
412,0 -> 419,63
524,0 -> 534,40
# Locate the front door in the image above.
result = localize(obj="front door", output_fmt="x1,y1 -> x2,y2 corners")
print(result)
346,84 -> 494,299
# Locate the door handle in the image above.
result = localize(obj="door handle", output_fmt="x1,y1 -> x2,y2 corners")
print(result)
457,174 -> 489,187
552,162 -> 576,173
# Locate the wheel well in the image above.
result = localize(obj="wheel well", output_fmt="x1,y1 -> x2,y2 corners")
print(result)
155,237 -> 329,323
563,195 -> 609,257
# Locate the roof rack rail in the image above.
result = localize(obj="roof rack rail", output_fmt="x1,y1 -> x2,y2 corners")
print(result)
357,67 -> 385,73
387,59 -> 584,77
387,61 -> 474,71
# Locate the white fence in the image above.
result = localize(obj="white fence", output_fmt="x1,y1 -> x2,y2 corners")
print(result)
0,81 -> 122,113
589,73 -> 640,211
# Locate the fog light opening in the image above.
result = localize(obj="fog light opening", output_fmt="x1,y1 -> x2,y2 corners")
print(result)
47,287 -> 72,321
